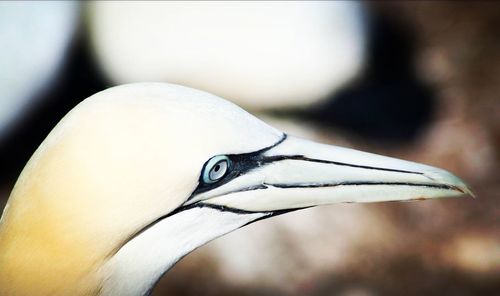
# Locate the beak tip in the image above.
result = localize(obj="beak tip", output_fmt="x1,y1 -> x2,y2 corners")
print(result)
450,183 -> 475,199
462,185 -> 476,199
450,178 -> 476,199
443,175 -> 475,199
424,168 -> 475,199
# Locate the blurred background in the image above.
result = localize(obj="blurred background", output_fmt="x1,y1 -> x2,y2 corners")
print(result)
0,1 -> 499,295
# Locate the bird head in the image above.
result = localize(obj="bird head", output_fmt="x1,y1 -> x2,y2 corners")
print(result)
0,83 -> 471,295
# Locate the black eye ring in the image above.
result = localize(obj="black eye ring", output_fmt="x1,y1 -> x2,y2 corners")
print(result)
202,155 -> 231,184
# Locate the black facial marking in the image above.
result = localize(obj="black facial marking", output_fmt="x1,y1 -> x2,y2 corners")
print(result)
117,133 -> 456,254
115,135 -> 290,255
189,134 -> 288,198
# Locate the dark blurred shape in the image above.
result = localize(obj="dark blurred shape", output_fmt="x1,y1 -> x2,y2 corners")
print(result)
306,10 -> 435,143
0,34 -> 108,187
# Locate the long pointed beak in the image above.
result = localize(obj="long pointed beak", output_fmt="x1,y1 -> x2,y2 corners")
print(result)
197,135 -> 472,212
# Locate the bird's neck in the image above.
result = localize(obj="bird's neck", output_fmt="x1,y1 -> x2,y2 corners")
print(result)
0,186 -> 110,295
0,208 -> 103,296
99,206 -> 265,296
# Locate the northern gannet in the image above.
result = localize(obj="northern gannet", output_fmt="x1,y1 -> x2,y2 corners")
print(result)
0,83 -> 471,295
87,1 -> 365,109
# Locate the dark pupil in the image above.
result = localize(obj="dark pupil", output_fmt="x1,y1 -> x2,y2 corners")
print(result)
214,164 -> 221,172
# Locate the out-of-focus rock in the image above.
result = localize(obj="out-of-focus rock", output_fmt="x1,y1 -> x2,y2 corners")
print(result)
443,234 -> 500,274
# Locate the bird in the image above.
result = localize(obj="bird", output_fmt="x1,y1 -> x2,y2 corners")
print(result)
87,1 -> 365,110
0,83 -> 472,296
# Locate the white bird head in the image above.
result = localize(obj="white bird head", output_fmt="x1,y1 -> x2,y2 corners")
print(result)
0,83 -> 471,295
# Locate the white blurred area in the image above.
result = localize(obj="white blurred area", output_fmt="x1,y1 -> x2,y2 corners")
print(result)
87,1 -> 366,110
0,2 -> 79,140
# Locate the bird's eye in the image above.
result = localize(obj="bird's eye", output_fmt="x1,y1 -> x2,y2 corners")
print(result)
203,155 -> 231,184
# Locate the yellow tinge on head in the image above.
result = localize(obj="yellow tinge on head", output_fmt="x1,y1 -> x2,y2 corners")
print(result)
0,83 -> 282,295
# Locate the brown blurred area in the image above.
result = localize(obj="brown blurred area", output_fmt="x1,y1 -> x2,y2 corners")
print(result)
152,3 -> 500,296
0,2 -> 499,296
